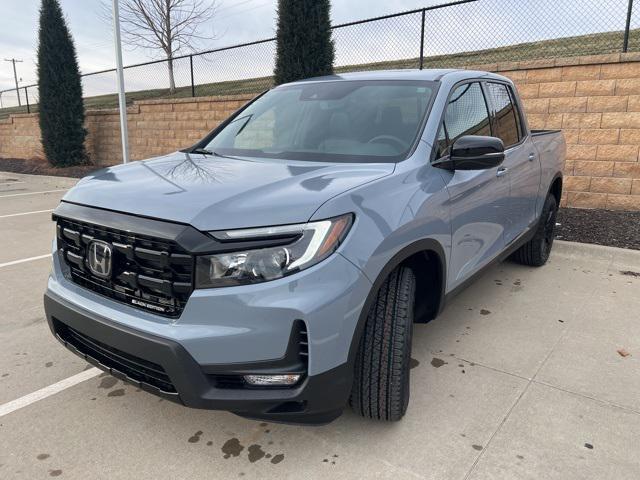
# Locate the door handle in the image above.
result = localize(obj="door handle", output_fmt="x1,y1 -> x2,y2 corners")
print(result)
496,167 -> 509,177
528,153 -> 536,161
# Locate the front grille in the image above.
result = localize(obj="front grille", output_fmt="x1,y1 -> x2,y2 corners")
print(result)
56,217 -> 194,317
57,322 -> 176,394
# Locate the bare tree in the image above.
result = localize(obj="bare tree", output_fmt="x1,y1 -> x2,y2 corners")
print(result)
102,0 -> 217,93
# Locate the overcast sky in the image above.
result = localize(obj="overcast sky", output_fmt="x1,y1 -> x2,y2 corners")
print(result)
0,0 -> 445,90
0,0 -> 633,102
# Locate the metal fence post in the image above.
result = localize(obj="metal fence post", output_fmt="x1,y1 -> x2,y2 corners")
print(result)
190,55 -> 195,97
419,9 -> 426,70
24,86 -> 30,114
624,0 -> 634,52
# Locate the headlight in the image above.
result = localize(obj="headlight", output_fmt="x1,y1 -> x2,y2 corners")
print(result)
195,214 -> 353,288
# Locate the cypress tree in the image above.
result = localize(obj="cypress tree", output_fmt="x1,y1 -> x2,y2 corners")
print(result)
37,0 -> 88,167
274,0 -> 335,85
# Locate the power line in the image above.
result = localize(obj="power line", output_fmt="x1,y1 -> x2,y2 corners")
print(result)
3,58 -> 23,106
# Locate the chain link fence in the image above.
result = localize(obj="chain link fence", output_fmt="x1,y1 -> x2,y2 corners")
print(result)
1,0 -> 639,118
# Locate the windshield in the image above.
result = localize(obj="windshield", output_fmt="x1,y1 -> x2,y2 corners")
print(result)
204,80 -> 438,163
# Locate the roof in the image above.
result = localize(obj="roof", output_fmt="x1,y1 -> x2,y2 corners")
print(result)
287,69 -> 501,84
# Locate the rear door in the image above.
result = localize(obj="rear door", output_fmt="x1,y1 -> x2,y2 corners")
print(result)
484,81 -> 541,245
435,81 -> 510,291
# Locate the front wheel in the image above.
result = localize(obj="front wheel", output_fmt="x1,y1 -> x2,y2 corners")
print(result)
350,266 -> 415,421
512,194 -> 558,267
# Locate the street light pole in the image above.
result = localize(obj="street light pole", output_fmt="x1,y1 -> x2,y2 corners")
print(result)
111,0 -> 130,164
4,58 -> 23,106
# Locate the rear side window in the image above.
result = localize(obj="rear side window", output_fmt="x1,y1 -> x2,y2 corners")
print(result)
436,82 -> 491,158
485,82 -> 521,147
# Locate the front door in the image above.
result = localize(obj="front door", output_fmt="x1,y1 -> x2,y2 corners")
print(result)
434,82 -> 510,291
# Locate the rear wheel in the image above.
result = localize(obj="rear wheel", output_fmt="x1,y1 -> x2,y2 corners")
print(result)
512,194 -> 558,267
350,266 -> 415,421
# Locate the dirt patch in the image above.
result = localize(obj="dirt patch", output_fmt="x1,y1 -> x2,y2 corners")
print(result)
555,208 -> 640,251
0,157 -> 100,179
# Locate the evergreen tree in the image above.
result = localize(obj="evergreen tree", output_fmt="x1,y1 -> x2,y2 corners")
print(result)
274,0 -> 335,85
37,0 -> 88,166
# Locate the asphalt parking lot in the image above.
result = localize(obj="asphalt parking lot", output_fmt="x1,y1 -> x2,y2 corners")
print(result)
0,172 -> 639,480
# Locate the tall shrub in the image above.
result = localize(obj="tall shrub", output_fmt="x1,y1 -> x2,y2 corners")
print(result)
274,0 -> 335,85
37,0 -> 87,166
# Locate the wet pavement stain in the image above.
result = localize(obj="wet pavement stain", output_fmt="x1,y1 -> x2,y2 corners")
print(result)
620,270 -> 640,278
409,358 -> 420,369
1,373 -> 8,377
222,438 -> 245,458
188,431 -> 203,443
431,357 -> 447,368
480,309 -> 491,315
36,454 -> 50,460
49,470 -> 62,477
472,445 -> 483,451
45,362 -> 53,368
206,441 -> 213,446
107,389 -> 125,397
98,377 -> 118,389
271,454 -> 284,465
247,444 -> 266,463
516,455 -> 524,460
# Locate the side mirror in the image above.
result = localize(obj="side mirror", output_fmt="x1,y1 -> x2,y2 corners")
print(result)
434,135 -> 505,171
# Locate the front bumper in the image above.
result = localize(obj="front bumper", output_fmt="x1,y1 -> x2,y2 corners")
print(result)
45,292 -> 352,424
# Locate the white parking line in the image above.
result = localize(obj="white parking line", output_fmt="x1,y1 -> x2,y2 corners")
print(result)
0,368 -> 101,418
0,189 -> 67,198
0,209 -> 53,219
0,254 -> 52,268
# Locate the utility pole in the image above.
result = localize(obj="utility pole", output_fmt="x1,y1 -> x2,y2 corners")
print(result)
4,58 -> 23,106
111,0 -> 129,164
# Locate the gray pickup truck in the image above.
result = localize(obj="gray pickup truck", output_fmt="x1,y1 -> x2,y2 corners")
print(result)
44,69 -> 565,424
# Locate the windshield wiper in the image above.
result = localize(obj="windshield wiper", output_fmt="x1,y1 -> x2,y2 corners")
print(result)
190,147 -> 214,155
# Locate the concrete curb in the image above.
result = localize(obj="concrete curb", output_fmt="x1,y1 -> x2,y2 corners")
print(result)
554,240 -> 640,269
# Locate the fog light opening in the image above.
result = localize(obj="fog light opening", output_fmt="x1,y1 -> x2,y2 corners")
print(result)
243,374 -> 301,386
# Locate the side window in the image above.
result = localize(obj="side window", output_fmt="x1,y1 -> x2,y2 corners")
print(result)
486,82 -> 521,147
437,82 -> 491,158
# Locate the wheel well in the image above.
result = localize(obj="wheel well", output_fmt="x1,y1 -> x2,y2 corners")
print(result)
550,176 -> 563,204
401,250 -> 443,323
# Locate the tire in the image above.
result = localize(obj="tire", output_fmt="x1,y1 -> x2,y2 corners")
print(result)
350,266 -> 416,421
512,194 -> 558,267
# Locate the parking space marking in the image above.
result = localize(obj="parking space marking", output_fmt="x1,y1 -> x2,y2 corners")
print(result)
0,209 -> 53,219
0,368 -> 101,418
0,189 -> 67,198
0,254 -> 52,268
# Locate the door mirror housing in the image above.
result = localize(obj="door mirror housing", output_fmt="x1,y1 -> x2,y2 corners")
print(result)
434,135 -> 505,171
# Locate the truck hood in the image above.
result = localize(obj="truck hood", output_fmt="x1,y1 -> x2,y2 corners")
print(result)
63,152 -> 395,231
